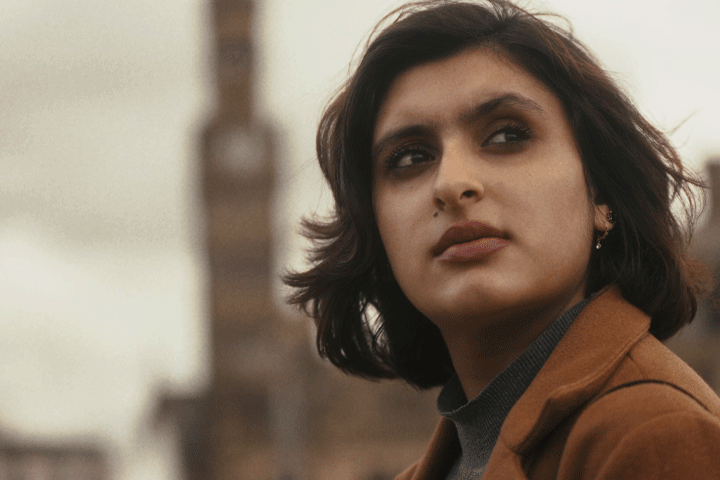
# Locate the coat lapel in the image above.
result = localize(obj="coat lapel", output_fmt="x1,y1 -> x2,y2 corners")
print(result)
394,417 -> 460,479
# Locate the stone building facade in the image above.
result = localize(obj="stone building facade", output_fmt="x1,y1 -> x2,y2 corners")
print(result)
0,435 -> 108,480
665,159 -> 720,392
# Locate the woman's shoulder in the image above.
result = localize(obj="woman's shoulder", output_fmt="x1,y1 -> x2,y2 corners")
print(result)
558,336 -> 720,479
560,379 -> 720,479
618,332 -> 720,414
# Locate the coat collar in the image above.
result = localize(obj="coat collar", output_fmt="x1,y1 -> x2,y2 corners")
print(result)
501,286 -> 649,454
400,286 -> 651,480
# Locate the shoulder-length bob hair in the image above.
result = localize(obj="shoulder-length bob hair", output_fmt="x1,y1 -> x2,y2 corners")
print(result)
284,0 -> 709,389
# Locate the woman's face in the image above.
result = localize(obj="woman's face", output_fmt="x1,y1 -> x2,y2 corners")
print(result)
371,47 -> 610,330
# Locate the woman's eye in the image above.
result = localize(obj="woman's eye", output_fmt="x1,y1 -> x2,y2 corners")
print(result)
388,148 -> 434,169
484,124 -> 532,147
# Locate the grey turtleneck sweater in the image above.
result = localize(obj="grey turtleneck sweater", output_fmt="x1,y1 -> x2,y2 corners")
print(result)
438,299 -> 590,479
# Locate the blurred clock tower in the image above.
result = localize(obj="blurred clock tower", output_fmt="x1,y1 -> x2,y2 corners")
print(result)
200,0 -> 288,478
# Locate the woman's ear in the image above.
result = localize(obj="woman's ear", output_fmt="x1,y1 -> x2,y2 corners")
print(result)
594,203 -> 614,231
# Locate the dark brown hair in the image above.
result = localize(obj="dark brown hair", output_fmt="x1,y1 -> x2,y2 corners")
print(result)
283,0 -> 710,389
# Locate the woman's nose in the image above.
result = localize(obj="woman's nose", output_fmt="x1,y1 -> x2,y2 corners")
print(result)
433,145 -> 484,211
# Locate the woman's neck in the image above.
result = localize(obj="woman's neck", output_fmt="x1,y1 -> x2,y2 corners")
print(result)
440,293 -> 584,401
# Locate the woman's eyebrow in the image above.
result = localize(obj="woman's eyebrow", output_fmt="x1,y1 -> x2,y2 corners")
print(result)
458,93 -> 544,124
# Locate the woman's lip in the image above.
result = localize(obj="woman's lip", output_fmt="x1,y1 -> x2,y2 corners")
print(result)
438,237 -> 510,261
432,221 -> 508,257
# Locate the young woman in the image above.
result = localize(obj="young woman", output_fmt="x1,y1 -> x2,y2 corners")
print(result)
284,1 -> 720,478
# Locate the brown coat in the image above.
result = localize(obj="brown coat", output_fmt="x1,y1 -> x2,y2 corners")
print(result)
395,287 -> 720,479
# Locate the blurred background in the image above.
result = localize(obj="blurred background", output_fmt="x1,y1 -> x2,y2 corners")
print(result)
0,0 -> 718,479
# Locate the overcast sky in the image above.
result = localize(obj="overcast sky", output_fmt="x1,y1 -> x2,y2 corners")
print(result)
0,0 -> 718,479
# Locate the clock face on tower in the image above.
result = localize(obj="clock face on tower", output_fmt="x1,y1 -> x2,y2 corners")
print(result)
210,126 -> 265,177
